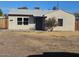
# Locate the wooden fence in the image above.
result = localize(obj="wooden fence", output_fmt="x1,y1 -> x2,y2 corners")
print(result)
75,20 -> 79,31
0,19 -> 8,29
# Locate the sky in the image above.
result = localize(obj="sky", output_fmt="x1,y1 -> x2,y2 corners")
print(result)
0,1 -> 79,14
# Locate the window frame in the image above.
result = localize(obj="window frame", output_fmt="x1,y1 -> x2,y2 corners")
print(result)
23,18 -> 29,25
58,18 -> 63,26
17,18 -> 22,25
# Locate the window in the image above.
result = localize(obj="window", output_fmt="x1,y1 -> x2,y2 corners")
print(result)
17,18 -> 22,25
17,18 -> 29,25
10,20 -> 13,21
23,18 -> 28,25
58,19 -> 63,26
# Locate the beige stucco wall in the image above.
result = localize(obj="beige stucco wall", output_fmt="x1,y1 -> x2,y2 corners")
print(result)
45,10 -> 75,31
8,16 -> 35,30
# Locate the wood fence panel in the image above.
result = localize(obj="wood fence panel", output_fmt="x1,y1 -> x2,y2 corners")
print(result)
75,20 -> 79,31
0,19 -> 8,29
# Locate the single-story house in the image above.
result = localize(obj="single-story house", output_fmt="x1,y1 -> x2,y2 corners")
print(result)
8,9 -> 48,30
8,8 -> 75,31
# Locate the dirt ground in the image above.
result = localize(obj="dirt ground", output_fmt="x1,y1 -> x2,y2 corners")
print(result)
0,31 -> 79,56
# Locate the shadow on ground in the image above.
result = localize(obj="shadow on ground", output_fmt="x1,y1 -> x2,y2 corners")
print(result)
28,52 -> 79,57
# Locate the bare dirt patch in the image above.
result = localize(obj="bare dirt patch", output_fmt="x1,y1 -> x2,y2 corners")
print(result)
0,31 -> 79,56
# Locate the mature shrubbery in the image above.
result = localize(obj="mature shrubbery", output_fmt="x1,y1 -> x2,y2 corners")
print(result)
45,17 -> 58,31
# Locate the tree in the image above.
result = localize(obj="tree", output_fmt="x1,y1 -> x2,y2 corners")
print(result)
34,7 -> 40,9
0,9 -> 3,16
45,17 -> 58,32
52,6 -> 59,10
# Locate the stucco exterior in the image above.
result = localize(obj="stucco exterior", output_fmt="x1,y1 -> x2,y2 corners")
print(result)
8,9 -> 75,31
8,16 -> 35,30
45,10 -> 75,31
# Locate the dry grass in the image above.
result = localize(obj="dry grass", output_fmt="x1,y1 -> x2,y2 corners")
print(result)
0,31 -> 79,56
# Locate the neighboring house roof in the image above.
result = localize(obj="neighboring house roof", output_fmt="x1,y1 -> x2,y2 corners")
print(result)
9,9 -> 51,16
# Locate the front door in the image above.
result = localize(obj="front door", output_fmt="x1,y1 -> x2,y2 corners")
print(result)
35,17 -> 44,30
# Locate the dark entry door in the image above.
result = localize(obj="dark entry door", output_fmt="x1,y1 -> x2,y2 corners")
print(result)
35,18 -> 44,30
